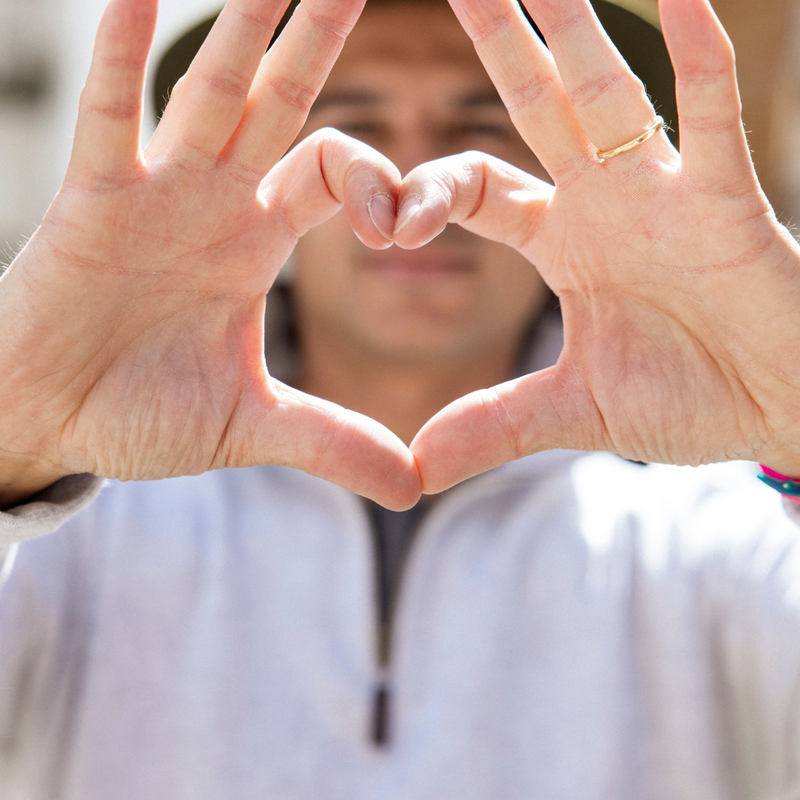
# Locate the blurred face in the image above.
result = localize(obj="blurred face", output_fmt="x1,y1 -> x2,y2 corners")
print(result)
292,1 -> 551,369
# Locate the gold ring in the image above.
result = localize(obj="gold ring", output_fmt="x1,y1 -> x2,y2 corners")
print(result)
597,117 -> 665,160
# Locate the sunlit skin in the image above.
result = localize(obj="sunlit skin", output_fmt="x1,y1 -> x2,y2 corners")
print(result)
3,0 -> 800,511
292,2 -> 552,446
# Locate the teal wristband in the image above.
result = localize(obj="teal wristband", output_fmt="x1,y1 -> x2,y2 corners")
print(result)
758,473 -> 800,497
758,464 -> 800,499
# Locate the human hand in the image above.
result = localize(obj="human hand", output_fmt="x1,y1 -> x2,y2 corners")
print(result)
401,0 -> 800,493
0,0 -> 421,511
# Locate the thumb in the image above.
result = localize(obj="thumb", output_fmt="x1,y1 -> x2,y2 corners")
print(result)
392,151 -> 552,250
264,128 -> 403,251
411,362 -> 605,494
225,377 -> 422,511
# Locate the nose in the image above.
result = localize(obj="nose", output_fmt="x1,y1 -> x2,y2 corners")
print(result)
390,122 -> 451,178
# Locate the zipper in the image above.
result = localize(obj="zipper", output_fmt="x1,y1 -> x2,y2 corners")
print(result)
366,501 -> 429,748
371,674 -> 391,746
360,462 -> 550,747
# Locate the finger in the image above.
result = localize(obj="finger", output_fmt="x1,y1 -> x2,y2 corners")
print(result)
231,379 -> 421,510
262,128 -> 402,249
411,363 -> 604,494
519,0 -> 667,155
446,0 -> 591,183
224,0 -> 368,179
68,0 -> 158,182
393,152 -> 552,254
150,0 -> 291,167
660,0 -> 755,187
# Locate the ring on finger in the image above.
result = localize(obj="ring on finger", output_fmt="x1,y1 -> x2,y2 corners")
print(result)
597,117 -> 665,160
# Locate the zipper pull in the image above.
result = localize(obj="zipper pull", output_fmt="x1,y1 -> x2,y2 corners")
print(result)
371,680 -> 391,747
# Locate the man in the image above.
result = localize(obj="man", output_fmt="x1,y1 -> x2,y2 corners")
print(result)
2,0 -> 800,797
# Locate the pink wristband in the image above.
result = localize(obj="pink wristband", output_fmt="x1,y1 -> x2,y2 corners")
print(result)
758,464 -> 800,503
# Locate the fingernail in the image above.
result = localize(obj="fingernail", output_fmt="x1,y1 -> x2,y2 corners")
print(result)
369,194 -> 396,240
394,196 -> 422,235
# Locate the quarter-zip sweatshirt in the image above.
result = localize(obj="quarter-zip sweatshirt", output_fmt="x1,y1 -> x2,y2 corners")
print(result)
2,453 -> 800,799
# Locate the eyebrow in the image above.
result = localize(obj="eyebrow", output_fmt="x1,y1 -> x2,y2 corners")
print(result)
309,91 -> 382,114
309,89 -> 507,115
455,92 -> 505,110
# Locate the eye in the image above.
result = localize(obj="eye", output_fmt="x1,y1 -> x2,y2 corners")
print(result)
452,119 -> 516,142
465,123 -> 507,136
335,120 -> 384,138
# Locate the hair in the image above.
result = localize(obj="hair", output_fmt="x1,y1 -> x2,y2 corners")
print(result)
153,0 -> 677,142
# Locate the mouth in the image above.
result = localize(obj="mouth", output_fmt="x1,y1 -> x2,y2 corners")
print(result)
362,248 -> 476,279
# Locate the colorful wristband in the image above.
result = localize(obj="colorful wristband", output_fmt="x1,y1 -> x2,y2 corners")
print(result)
758,464 -> 800,502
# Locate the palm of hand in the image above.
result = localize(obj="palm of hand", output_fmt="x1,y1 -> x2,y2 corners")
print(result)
27,168 -> 282,479
530,157 -> 795,467
0,0 -> 419,510
407,0 -> 800,492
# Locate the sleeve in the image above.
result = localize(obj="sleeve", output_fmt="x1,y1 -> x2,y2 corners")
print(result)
783,496 -> 800,528
0,474 -> 104,550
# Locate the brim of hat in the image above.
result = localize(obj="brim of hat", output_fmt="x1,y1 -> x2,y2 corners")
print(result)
152,0 -> 676,143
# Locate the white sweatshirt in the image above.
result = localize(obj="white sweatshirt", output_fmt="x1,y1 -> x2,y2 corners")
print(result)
1,452 -> 800,800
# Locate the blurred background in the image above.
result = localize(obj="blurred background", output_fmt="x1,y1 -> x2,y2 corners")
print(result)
1,0 -> 799,259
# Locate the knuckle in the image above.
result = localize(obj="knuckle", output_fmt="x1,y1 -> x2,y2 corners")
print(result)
315,125 -> 345,140
315,126 -> 355,151
536,10 -> 588,42
546,152 -> 593,188
266,75 -> 316,113
502,74 -> 558,114
433,169 -> 458,200
310,408 -> 347,477
306,11 -> 352,44
231,6 -> 283,34
683,68 -> 726,85
470,11 -> 515,44
172,138 -> 218,172
515,203 -> 545,251
270,191 -> 303,240
80,99 -> 140,121
487,390 -> 525,461
222,156 -> 265,188
452,157 -> 487,219
98,54 -> 147,72
568,71 -> 629,109
194,67 -> 251,101
678,113 -> 741,136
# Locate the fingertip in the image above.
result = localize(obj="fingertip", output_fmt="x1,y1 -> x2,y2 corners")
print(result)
410,403 -> 490,495
336,432 -> 423,510
99,0 -> 158,52
349,192 -> 397,250
368,193 -> 397,241
393,195 -> 422,236
659,0 -> 734,76
369,450 -> 424,510
392,197 -> 451,249
335,139 -> 402,248
251,384 -> 422,509
71,0 -> 157,179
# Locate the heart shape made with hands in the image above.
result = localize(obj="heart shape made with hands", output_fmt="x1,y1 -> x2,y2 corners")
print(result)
5,0 -> 800,516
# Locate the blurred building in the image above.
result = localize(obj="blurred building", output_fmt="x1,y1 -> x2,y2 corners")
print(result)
713,0 -> 800,223
0,0 -> 61,258
0,0 -> 219,259
1,0 -> 799,260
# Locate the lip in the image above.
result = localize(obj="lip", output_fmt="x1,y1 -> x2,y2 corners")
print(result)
362,249 -> 475,278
